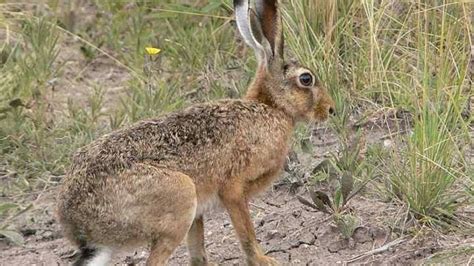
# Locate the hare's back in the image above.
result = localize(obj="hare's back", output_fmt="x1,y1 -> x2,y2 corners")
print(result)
69,99 -> 285,178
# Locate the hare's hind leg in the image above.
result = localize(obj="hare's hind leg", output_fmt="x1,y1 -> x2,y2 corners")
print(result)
187,216 -> 213,266
121,165 -> 197,266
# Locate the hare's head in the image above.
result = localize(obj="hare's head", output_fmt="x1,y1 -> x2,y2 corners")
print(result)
235,0 -> 335,122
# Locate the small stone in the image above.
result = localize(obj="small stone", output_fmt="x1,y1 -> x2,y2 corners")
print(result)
328,239 -> 349,253
292,209 -> 302,218
370,226 -> 389,247
353,227 -> 372,243
348,238 -> 356,249
299,233 -> 316,245
20,228 -> 37,237
41,230 -> 54,241
383,139 -> 393,148
264,230 -> 284,241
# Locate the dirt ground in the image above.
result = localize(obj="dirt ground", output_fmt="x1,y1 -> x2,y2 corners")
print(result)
1,181 -> 473,265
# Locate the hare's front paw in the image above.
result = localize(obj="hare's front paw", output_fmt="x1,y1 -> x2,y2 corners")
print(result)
249,255 -> 279,266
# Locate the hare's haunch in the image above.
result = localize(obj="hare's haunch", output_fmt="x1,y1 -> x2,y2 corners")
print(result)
57,1 -> 335,265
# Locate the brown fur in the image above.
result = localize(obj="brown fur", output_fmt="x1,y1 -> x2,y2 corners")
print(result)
57,1 -> 335,265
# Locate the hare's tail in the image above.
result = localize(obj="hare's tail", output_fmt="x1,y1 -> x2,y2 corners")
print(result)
72,244 -> 112,266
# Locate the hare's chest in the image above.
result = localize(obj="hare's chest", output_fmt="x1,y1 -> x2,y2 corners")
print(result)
232,126 -> 291,181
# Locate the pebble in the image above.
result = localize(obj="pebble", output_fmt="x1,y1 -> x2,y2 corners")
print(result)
383,139 -> 393,148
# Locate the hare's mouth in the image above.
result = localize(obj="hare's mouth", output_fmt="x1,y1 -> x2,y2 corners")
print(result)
312,107 -> 331,122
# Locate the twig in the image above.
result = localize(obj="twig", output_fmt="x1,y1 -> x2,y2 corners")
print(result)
0,204 -> 33,229
344,237 -> 408,264
262,199 -> 282,208
250,203 -> 266,211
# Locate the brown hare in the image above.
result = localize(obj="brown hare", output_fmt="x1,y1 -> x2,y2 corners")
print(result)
57,0 -> 335,265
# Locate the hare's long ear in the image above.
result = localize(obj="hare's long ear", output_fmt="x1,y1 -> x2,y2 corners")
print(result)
255,0 -> 284,60
234,0 -> 272,65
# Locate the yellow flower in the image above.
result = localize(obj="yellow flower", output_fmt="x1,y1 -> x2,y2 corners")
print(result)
145,47 -> 161,55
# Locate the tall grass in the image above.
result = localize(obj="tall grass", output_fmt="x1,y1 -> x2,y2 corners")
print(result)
284,0 -> 472,227
390,1 -> 471,226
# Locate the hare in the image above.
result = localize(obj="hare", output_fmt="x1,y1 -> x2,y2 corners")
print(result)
57,0 -> 335,265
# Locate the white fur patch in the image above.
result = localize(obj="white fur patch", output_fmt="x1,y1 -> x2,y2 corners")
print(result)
87,247 -> 112,266
195,193 -> 222,217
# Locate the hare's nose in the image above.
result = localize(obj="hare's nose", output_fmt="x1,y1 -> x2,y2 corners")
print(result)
329,107 -> 336,116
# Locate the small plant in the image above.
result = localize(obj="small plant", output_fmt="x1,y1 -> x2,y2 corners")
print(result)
0,202 -> 32,246
311,104 -> 373,184
299,172 -> 357,214
297,103 -> 376,239
317,131 -> 367,179
334,213 -> 359,240
66,86 -> 106,138
298,171 -> 367,239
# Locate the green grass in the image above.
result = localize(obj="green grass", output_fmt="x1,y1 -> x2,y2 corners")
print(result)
1,17 -> 66,192
0,0 -> 472,242
0,0 -> 241,194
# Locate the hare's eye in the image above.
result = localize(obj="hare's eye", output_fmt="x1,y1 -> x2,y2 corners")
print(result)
299,73 -> 313,87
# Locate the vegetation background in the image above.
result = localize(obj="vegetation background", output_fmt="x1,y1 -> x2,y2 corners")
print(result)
0,0 -> 472,264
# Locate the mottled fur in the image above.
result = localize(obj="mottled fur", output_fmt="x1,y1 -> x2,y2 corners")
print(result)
57,0 -> 335,265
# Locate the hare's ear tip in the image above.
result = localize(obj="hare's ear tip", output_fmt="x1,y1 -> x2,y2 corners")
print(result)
233,0 -> 244,7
